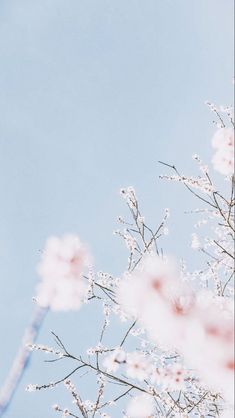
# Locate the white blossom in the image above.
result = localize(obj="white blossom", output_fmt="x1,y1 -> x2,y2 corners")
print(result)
191,233 -> 201,249
126,394 -> 154,418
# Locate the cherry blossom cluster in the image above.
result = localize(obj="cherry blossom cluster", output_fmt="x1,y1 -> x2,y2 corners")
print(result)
118,254 -> 234,403
27,343 -> 64,357
1,99 -> 232,418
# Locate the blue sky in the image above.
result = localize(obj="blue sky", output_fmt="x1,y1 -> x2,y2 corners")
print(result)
0,1 -> 233,417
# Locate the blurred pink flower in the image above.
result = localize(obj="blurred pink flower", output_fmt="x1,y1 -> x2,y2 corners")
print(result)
118,255 -> 234,401
212,128 -> 234,149
126,352 -> 151,381
126,394 -> 154,418
118,255 -> 195,349
102,348 -> 125,374
211,128 -> 234,175
186,295 -> 234,403
36,234 -> 89,311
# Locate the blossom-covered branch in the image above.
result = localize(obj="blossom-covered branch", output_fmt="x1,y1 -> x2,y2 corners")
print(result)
1,99 -> 233,418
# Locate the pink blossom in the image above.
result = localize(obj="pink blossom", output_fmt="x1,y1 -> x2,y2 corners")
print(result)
118,255 -> 234,401
126,394 -> 154,417
212,150 -> 234,176
211,128 -> 234,175
118,255 -> 195,349
153,363 -> 186,391
36,235 -> 89,311
211,128 -> 234,150
186,295 -> 234,403
102,349 -> 125,374
126,352 -> 152,381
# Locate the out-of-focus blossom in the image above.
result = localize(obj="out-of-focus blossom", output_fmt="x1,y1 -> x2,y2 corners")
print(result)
118,255 -> 234,402
152,363 -> 186,392
212,128 -> 234,149
118,255 -> 195,349
220,409 -> 234,418
211,128 -> 234,175
102,355 -> 119,374
36,235 -> 89,311
186,294 -> 234,403
126,352 -> 151,381
102,348 -> 125,374
212,151 -> 234,176
126,394 -> 154,418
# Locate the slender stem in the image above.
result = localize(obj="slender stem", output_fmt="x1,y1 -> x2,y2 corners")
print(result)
0,306 -> 48,416
158,161 -> 217,208
120,320 -> 137,347
36,365 -> 86,390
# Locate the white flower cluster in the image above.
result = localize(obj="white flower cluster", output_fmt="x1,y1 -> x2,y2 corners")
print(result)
114,229 -> 137,253
27,343 -> 63,357
120,186 -> 137,209
22,101 -> 234,418
159,174 -> 214,194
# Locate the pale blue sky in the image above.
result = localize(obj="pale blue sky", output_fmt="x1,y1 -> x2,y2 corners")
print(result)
0,1 -> 233,417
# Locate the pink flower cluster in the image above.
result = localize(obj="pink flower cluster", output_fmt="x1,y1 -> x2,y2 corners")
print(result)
118,255 -> 234,402
152,363 -> 187,392
211,128 -> 234,175
36,235 -> 89,311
